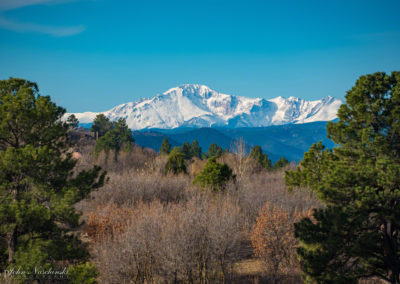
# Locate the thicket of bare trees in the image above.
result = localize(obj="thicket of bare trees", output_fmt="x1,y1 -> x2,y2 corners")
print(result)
87,196 -> 243,283
73,139 -> 321,283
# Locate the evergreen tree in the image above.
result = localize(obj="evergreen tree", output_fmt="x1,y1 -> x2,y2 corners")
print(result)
0,78 -> 106,281
113,118 -> 134,149
181,142 -> 193,160
67,114 -> 79,129
249,145 -> 271,169
193,157 -> 233,192
68,262 -> 98,284
190,140 -> 202,159
93,118 -> 134,160
160,137 -> 171,154
206,143 -> 223,158
165,147 -> 186,174
90,114 -> 113,138
285,72 -> 400,283
272,157 -> 289,170
249,145 -> 262,163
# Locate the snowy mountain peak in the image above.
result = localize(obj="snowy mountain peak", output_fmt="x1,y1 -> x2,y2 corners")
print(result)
67,84 -> 342,130
163,84 -> 215,99
164,84 -> 209,93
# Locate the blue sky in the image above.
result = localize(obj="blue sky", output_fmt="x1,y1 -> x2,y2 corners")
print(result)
0,0 -> 399,112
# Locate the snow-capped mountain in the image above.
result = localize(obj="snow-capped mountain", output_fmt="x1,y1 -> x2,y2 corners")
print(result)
67,84 -> 342,130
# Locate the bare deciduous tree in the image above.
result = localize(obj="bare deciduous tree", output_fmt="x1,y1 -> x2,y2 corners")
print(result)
251,202 -> 312,282
230,137 -> 249,183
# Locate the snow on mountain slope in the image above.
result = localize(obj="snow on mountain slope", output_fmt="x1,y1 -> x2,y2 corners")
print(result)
67,84 -> 342,130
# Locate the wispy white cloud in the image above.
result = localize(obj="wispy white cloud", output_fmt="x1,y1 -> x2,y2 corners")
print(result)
0,0 -> 85,36
0,0 -> 74,11
0,15 -> 85,36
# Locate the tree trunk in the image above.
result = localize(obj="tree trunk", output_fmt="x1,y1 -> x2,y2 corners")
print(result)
7,187 -> 18,264
390,265 -> 400,284
384,220 -> 400,284
7,230 -> 15,263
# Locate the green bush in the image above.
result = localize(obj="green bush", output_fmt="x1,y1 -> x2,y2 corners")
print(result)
193,157 -> 233,192
273,157 -> 289,170
165,148 -> 187,174
68,262 -> 98,284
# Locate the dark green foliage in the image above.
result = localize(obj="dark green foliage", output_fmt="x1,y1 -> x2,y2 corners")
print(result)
0,78 -> 105,281
190,140 -> 202,159
165,148 -> 186,174
0,78 -> 66,150
206,143 -> 223,158
160,137 -> 171,154
285,72 -> 400,283
93,118 -> 134,160
112,118 -> 134,149
249,145 -> 271,169
68,262 -> 98,284
67,114 -> 79,129
181,142 -> 193,160
165,140 -> 202,160
193,157 -> 233,192
272,157 -> 289,170
90,114 -> 113,138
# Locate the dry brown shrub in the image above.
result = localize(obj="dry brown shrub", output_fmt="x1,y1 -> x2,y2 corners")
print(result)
74,144 -> 158,175
207,196 -> 244,281
217,152 -> 259,183
87,204 -> 135,241
188,156 -> 207,176
162,194 -> 244,282
92,200 -> 165,283
250,202 -> 312,281
85,170 -> 191,209
97,146 -> 157,173
73,145 -> 99,173
147,153 -> 168,174
227,170 -> 320,230
90,195 -> 244,283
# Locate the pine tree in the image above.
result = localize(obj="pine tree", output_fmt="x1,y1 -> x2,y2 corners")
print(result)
272,157 -> 289,170
285,72 -> 400,283
90,114 -> 113,138
67,114 -> 79,129
206,143 -> 223,158
0,78 -> 106,282
190,140 -> 202,159
160,137 -> 171,154
165,147 -> 186,174
181,142 -> 193,160
93,118 -> 134,160
193,157 -> 233,192
249,145 -> 271,169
